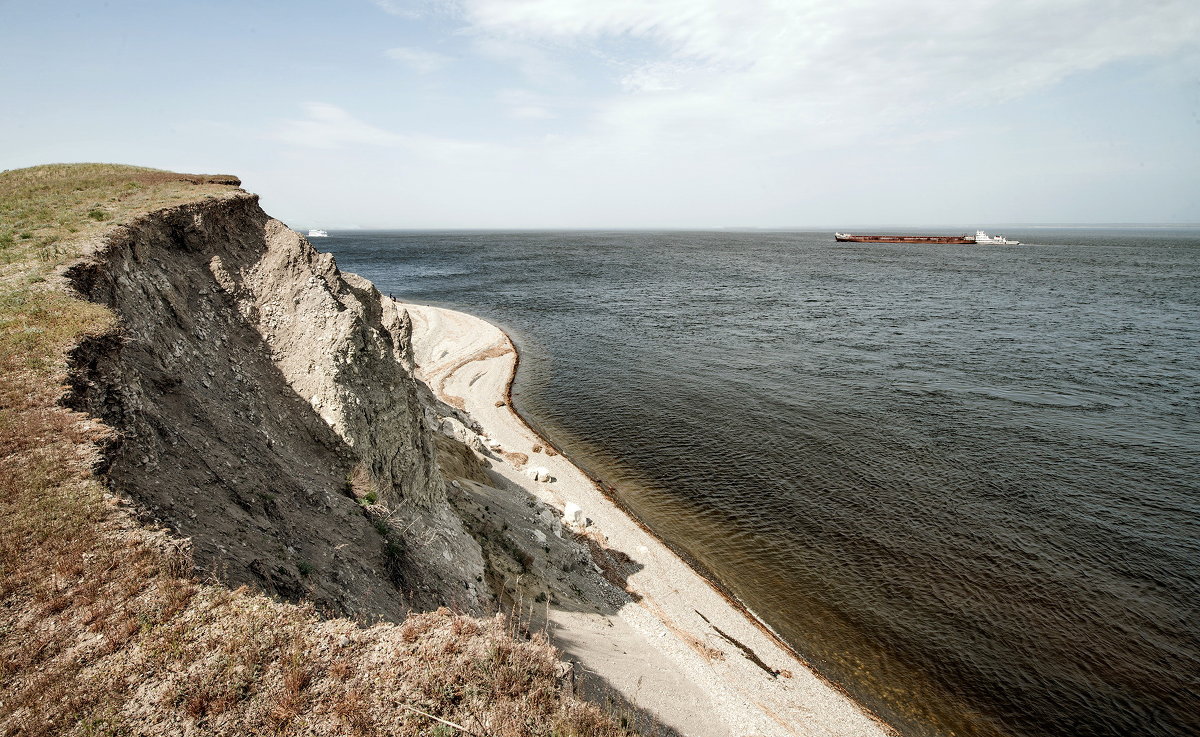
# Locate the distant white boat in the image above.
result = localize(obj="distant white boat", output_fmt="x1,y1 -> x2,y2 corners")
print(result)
974,230 -> 1020,245
307,229 -> 329,238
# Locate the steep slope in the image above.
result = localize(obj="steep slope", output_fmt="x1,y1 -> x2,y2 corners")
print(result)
63,190 -> 487,618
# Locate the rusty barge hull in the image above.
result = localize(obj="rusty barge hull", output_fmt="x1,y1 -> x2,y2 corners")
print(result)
834,233 -> 975,244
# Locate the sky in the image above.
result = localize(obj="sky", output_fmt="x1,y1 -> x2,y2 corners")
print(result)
2,0 -> 1198,228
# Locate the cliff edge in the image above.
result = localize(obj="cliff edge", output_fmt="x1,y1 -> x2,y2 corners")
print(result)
63,190 -> 487,618
0,164 -> 630,736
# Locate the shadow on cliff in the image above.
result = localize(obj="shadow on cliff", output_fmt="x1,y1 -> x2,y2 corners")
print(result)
60,195 -> 477,622
447,473 -> 692,737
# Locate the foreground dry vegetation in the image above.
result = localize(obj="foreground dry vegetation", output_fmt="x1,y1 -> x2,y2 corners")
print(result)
0,164 -> 633,736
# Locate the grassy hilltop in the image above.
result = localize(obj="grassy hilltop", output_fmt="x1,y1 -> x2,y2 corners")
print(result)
0,164 -> 629,736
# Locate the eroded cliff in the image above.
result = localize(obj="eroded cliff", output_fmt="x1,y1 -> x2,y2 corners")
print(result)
63,191 -> 487,618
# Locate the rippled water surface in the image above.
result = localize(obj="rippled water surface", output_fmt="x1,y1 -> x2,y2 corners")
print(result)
321,229 -> 1200,737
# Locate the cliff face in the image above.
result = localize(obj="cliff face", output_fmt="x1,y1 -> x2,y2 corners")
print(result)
64,192 -> 487,619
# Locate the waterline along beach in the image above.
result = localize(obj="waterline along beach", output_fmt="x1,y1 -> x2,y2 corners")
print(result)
398,301 -> 890,736
4,1 -> 1199,735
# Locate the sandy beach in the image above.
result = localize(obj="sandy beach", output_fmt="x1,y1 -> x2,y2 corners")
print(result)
400,301 -> 893,737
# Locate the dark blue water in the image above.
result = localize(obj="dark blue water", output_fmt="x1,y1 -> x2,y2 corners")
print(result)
320,229 -> 1200,737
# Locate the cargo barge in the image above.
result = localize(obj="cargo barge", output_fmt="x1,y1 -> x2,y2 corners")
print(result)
834,230 -> 1020,245
834,232 -> 974,244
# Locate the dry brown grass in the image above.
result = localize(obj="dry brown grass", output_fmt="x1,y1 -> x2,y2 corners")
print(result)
0,164 -> 636,737
502,451 -> 529,468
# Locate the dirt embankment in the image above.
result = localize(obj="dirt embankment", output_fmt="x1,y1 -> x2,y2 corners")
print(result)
63,192 -> 487,619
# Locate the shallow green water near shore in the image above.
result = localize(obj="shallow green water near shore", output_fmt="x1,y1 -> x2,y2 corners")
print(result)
323,229 -> 1200,737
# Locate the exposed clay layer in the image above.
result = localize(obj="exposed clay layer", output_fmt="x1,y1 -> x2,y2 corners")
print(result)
63,193 -> 488,619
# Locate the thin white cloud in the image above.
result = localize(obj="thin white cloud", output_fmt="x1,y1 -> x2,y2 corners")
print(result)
509,105 -> 553,120
272,102 -> 512,163
274,103 -> 404,149
619,62 -> 688,93
370,0 -> 421,18
385,46 -> 452,73
497,88 -> 556,119
471,36 -> 575,85
371,0 -> 466,21
452,0 -> 1200,136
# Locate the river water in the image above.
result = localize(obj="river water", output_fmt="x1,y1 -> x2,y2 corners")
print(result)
320,229 -> 1200,737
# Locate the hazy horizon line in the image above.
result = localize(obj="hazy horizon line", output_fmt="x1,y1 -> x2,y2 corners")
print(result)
294,223 -> 1200,232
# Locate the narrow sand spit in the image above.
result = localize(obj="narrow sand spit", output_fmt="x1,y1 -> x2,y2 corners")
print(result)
402,302 -> 893,737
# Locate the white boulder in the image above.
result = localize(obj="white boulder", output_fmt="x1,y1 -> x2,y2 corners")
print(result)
526,466 -> 551,482
563,502 -> 584,528
437,416 -> 485,452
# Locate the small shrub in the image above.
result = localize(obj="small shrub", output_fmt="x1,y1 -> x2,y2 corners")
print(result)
297,561 -> 314,577
87,209 -> 109,221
